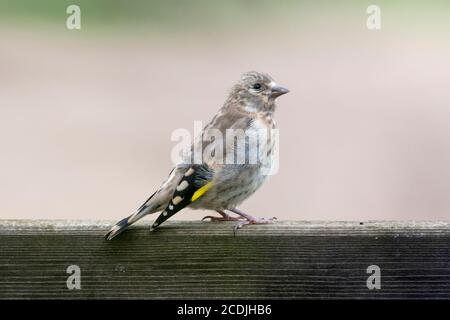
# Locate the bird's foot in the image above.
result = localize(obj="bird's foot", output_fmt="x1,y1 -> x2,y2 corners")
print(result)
202,210 -> 244,222
233,216 -> 277,234
228,208 -> 277,234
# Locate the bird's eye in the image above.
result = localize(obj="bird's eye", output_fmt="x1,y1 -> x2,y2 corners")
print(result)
252,83 -> 262,90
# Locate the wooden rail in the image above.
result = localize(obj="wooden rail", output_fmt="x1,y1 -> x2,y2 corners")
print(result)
1,220 -> 450,299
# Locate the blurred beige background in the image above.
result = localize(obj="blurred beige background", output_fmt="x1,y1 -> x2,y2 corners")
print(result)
1,1 -> 450,221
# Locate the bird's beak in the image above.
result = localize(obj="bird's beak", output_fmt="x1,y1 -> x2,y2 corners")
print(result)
270,84 -> 290,98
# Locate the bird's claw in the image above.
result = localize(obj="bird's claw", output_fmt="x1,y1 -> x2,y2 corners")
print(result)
233,216 -> 277,235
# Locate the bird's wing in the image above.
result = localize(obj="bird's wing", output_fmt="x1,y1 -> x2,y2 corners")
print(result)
150,110 -> 255,230
132,164 -> 188,218
105,165 -> 188,240
150,164 -> 214,230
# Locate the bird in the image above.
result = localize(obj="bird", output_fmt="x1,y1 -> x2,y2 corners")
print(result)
105,71 -> 289,240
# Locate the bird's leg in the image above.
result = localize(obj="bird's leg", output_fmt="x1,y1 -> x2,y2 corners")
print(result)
201,210 -> 244,222
229,208 -> 277,232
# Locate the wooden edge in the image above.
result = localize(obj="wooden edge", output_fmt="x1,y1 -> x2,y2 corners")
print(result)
1,220 -> 450,236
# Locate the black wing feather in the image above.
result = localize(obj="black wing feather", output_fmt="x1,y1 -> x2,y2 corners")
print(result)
151,164 -> 213,230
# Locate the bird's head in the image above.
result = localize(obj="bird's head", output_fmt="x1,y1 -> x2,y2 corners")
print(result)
229,71 -> 289,113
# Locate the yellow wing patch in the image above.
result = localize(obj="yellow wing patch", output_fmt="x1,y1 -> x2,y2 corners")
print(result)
191,182 -> 213,202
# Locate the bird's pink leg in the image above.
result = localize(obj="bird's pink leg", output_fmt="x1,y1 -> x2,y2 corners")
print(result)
229,208 -> 277,232
201,210 -> 244,222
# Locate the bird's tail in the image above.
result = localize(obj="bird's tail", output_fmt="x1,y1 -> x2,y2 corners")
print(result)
105,192 -> 157,240
104,215 -> 135,241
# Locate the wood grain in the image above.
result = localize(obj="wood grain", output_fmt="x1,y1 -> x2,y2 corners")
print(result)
1,220 -> 450,299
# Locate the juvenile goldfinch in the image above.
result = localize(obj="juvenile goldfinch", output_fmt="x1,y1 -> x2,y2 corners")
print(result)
105,71 -> 289,240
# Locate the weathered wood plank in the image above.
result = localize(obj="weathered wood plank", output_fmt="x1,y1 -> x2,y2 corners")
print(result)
1,220 -> 450,299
